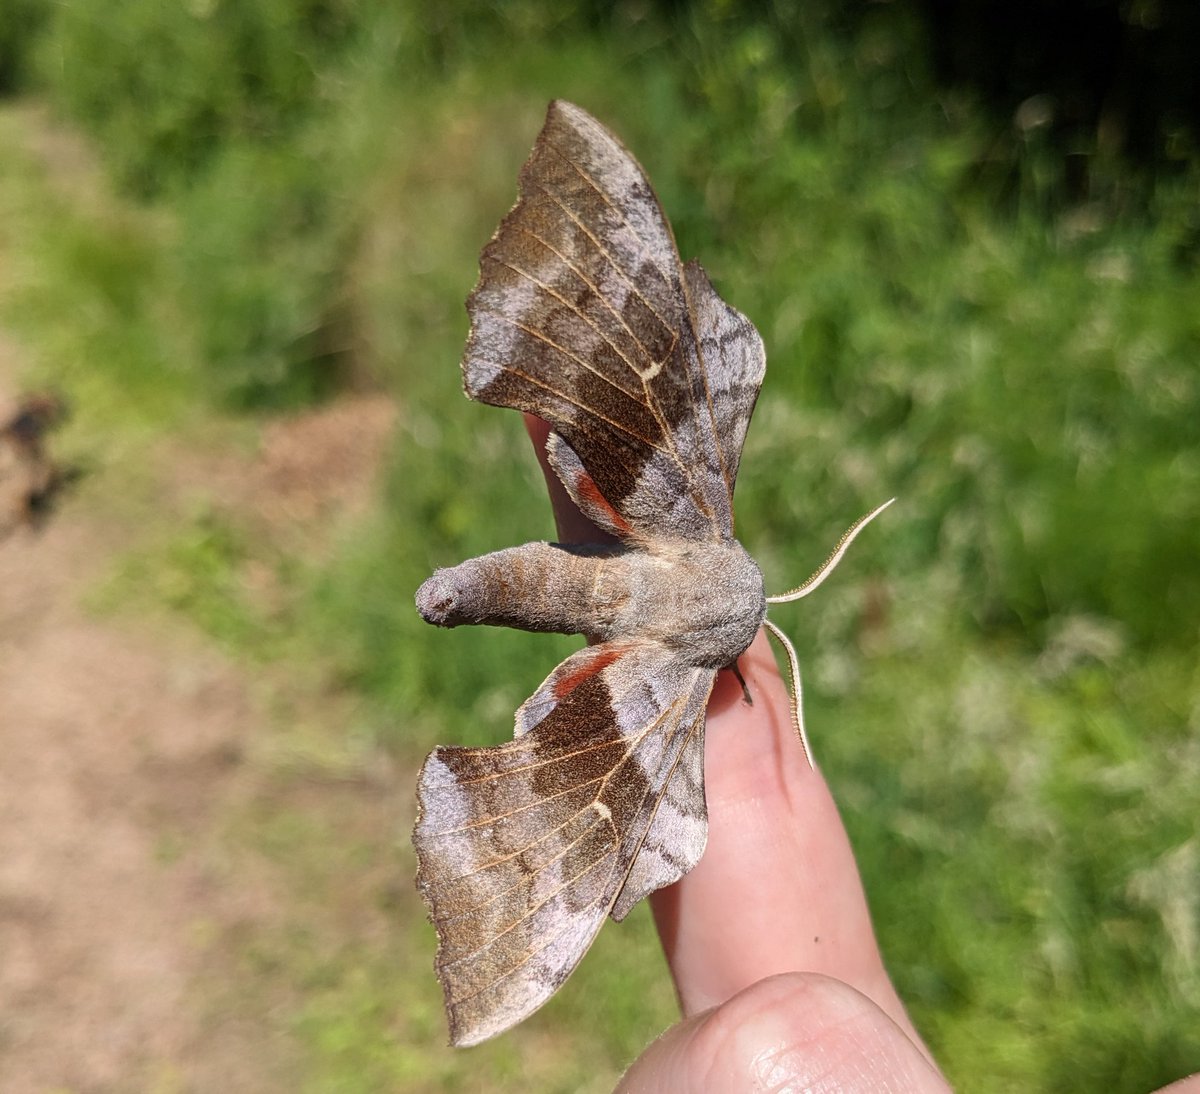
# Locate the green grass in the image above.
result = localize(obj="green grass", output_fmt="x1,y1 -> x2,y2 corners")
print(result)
0,105 -> 202,432
2,2 -> 1198,1090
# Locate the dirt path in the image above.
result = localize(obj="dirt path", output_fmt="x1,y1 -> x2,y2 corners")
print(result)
0,509 -> 274,1091
0,354 -> 397,1090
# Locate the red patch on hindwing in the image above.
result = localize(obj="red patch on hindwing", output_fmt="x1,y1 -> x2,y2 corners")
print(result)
574,470 -> 631,535
553,645 -> 628,699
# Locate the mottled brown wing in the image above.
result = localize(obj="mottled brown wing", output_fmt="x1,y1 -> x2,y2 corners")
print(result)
515,642 -> 711,925
463,100 -> 765,543
414,639 -> 714,1046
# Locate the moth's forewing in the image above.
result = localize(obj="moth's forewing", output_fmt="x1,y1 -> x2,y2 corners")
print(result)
414,639 -> 713,1045
462,100 -> 765,543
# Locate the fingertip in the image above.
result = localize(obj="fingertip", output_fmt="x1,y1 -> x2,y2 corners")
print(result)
618,974 -> 948,1094
1154,1075 -> 1200,1094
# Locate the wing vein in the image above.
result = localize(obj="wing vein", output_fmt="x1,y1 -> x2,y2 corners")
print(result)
440,848 -> 615,979
527,158 -> 710,497
524,176 -> 678,342
424,774 -> 606,838
434,811 -> 612,922
487,245 -> 645,392
438,684 -> 698,988
540,139 -> 677,293
435,736 -> 626,790
470,336 -> 679,457
539,140 -> 723,531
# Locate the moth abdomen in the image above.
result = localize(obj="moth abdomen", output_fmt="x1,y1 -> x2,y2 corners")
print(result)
415,541 -> 627,636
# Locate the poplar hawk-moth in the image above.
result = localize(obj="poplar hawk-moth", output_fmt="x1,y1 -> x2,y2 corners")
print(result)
413,100 -> 890,1047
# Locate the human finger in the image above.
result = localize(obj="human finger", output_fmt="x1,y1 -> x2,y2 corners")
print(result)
615,972 -> 949,1094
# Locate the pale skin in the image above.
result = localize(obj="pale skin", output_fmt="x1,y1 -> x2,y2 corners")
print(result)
525,415 -> 1200,1094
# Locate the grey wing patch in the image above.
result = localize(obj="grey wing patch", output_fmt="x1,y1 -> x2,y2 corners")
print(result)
610,681 -> 710,921
683,260 -> 766,502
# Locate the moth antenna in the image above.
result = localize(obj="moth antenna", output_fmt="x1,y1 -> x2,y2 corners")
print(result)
766,497 -> 895,604
762,618 -> 813,769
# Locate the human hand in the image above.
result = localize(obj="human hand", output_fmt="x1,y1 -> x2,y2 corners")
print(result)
526,415 -> 1200,1094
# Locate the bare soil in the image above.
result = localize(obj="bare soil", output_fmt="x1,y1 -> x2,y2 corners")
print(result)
0,378 -> 398,1092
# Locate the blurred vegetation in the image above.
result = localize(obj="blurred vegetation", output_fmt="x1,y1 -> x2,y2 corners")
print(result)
1,1 -> 1197,1091
913,0 -> 1200,188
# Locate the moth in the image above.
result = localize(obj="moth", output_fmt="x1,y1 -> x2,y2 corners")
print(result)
414,100 -> 890,1046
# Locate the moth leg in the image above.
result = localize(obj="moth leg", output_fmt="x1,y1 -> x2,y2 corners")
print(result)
727,659 -> 753,705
